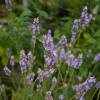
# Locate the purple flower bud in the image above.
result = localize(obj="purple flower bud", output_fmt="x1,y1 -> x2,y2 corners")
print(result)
45,91 -> 53,100
27,51 -> 33,67
93,53 -> 100,64
20,50 -> 27,73
10,55 -> 15,66
71,19 -> 80,38
37,68 -> 44,82
44,71 -> 50,78
52,77 -> 57,86
26,72 -> 35,85
59,95 -> 64,100
3,66 -> 11,76
96,81 -> 100,89
59,48 -> 66,61
61,35 -> 67,46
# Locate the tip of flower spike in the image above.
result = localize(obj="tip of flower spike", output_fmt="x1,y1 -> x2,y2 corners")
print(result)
84,6 -> 88,10
48,29 -> 52,34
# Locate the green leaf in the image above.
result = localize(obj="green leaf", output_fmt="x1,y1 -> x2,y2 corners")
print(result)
36,9 -> 48,17
94,30 -> 100,37
1,53 -> 8,65
87,38 -> 96,44
83,32 -> 91,40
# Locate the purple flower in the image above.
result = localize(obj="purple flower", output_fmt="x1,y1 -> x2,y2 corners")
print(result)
80,6 -> 91,29
49,68 -> 55,74
27,51 -> 33,67
61,35 -> 67,46
59,95 -> 64,100
52,77 -> 57,86
3,66 -> 11,76
37,68 -> 44,82
96,81 -> 100,89
45,91 -> 53,100
74,76 -> 96,100
26,72 -> 35,85
59,48 -> 66,61
43,29 -> 58,67
66,52 -> 75,66
44,71 -> 50,78
32,17 -> 40,45
71,19 -> 80,38
10,55 -> 15,66
93,53 -> 100,64
20,50 -> 27,73
32,17 -> 39,34
66,52 -> 83,69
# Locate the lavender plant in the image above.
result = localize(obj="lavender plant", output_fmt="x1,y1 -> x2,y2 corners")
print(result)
0,6 -> 100,100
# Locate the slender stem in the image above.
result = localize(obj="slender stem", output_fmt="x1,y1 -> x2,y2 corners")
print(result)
57,65 -> 63,83
64,66 -> 69,82
97,90 -> 100,100
68,69 -> 74,86
91,88 -> 98,100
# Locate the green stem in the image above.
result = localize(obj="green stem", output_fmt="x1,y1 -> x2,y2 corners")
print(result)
97,90 -> 100,100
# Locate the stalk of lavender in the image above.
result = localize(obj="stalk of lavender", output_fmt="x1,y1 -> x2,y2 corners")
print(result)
3,66 -> 11,76
19,50 -> 27,73
32,17 -> 39,46
43,29 -> 58,68
70,19 -> 80,46
5,0 -> 12,11
66,52 -> 83,69
73,76 -> 96,100
27,51 -> 33,68
80,6 -> 92,29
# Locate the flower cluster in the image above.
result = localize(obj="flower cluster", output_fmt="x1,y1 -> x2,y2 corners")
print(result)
71,19 -> 80,44
26,72 -> 35,85
19,50 -> 33,73
3,66 -> 11,76
70,6 -> 92,45
32,17 -> 40,46
93,53 -> 100,64
66,52 -> 83,69
80,6 -> 92,29
43,29 -> 58,68
73,76 -> 96,100
37,68 -> 55,82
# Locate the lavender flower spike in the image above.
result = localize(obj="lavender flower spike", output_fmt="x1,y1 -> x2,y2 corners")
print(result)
3,66 -> 11,76
93,53 -> 100,64
19,50 -> 27,73
74,76 -> 96,100
43,29 -> 58,67
70,19 -> 80,46
27,51 -> 33,68
80,6 -> 91,29
10,55 -> 15,66
32,17 -> 40,46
